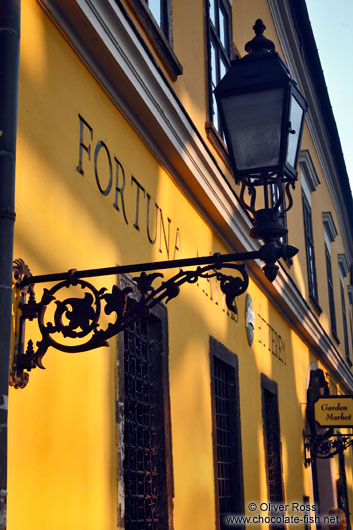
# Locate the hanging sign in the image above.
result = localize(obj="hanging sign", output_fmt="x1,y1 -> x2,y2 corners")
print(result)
314,395 -> 353,427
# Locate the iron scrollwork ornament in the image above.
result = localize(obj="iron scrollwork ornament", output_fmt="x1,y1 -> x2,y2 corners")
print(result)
11,259 -> 248,388
304,431 -> 353,467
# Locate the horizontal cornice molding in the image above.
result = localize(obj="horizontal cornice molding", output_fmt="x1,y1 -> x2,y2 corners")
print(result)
299,149 -> 320,192
323,211 -> 338,243
338,254 -> 349,278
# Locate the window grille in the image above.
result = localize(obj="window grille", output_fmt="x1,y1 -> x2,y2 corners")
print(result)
262,378 -> 284,529
210,338 -> 244,530
302,194 -> 319,302
263,389 -> 283,502
214,357 -> 235,516
123,316 -> 169,530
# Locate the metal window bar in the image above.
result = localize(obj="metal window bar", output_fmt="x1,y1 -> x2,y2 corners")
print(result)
213,356 -> 236,520
123,316 -> 167,530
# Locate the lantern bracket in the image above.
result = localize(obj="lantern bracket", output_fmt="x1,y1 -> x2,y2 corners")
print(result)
303,431 -> 353,467
11,242 -> 298,388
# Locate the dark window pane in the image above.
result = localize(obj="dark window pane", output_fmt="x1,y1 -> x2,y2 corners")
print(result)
262,384 -> 284,530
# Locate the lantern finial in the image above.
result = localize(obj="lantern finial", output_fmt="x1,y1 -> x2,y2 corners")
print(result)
245,19 -> 275,55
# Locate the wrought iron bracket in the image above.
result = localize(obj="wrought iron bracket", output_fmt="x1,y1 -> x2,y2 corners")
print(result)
11,242 -> 297,388
303,430 -> 353,467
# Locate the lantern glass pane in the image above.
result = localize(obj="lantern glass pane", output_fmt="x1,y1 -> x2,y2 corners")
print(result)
286,94 -> 304,168
221,88 -> 284,172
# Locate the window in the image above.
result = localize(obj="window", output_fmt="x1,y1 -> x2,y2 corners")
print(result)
302,193 -> 319,304
299,151 -> 321,309
144,0 -> 169,37
340,282 -> 349,360
126,0 -> 182,80
348,280 -> 353,357
326,247 -> 338,340
323,212 -> 338,342
210,337 -> 244,530
338,255 -> 351,364
261,375 -> 284,528
205,0 -> 233,138
117,278 -> 173,530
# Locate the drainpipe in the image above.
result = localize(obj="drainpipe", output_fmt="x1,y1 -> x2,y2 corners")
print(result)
0,1 -> 20,529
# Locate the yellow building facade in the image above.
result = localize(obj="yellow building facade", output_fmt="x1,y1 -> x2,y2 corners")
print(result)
2,0 -> 353,529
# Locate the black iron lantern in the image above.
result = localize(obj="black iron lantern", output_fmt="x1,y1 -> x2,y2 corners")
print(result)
214,19 -> 308,244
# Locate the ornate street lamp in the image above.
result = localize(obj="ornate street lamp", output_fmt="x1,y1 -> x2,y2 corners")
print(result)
215,19 -> 307,279
11,20 -> 307,388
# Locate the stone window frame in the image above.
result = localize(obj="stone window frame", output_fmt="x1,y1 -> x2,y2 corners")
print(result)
116,275 -> 174,529
323,212 -> 339,344
299,150 -> 321,312
338,254 -> 351,365
209,336 -> 244,530
126,0 -> 183,80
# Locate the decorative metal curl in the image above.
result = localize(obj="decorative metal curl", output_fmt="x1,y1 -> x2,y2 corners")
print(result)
11,261 -> 248,387
304,431 -> 353,467
238,172 -> 295,218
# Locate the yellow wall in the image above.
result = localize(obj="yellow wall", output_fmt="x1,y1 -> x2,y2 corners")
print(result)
8,1 -> 353,529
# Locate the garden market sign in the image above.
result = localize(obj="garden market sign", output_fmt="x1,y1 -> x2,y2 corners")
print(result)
314,396 -> 353,427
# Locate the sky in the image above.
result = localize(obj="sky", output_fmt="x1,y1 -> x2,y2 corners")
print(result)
305,0 -> 353,193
